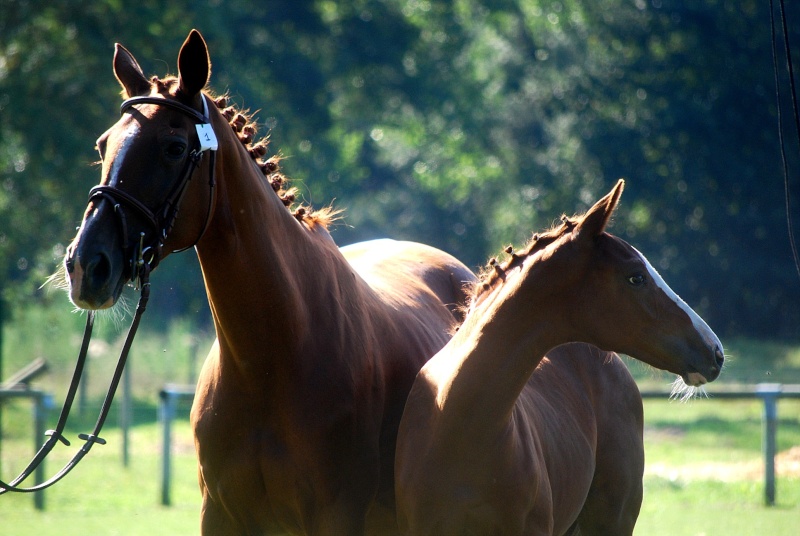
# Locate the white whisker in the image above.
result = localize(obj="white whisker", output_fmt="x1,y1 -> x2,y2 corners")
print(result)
669,377 -> 708,402
41,263 -> 70,293
93,292 -> 133,330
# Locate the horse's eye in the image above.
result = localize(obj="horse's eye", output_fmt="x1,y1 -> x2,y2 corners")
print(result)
627,273 -> 646,286
165,141 -> 187,159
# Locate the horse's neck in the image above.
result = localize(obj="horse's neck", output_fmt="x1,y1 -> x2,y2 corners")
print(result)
194,119 -> 349,379
429,261 -> 567,436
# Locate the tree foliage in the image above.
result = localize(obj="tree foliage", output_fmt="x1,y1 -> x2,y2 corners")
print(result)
1,0 -> 798,339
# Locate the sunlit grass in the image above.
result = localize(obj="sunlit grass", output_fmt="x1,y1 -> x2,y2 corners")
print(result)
1,398 -> 797,535
636,477 -> 800,536
1,418 -> 201,535
2,300 -> 799,534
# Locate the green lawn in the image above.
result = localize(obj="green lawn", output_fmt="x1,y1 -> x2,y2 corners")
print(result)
0,416 -> 201,535
1,397 -> 798,535
634,398 -> 800,536
2,304 -> 799,534
637,477 -> 800,536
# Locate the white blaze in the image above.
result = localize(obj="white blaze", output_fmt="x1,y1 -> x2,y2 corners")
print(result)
633,247 -> 723,356
108,121 -> 141,187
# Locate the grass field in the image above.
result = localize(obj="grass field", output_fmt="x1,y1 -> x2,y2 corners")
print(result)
1,398 -> 798,535
1,300 -> 800,534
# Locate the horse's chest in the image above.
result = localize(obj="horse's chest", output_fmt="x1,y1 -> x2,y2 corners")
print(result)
192,380 -> 378,532
195,402 -> 282,480
194,407 -> 318,529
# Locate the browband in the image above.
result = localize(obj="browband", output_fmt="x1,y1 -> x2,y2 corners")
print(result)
120,94 -> 210,124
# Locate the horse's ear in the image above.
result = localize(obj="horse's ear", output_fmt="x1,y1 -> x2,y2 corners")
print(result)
178,29 -> 211,97
114,44 -> 150,98
575,179 -> 625,238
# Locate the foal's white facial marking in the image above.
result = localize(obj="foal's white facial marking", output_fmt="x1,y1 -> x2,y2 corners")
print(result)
633,247 -> 724,381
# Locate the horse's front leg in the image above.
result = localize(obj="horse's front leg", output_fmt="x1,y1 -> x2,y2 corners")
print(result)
200,496 -> 251,536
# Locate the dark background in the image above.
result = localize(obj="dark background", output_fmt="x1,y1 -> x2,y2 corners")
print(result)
1,0 -> 799,340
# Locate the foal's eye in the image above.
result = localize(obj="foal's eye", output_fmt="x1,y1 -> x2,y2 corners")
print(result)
165,141 -> 187,159
627,273 -> 646,287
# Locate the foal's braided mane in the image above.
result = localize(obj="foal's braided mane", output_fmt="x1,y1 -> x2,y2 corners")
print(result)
469,214 -> 579,305
155,77 -> 337,229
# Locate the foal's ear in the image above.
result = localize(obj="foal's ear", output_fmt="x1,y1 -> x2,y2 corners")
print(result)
178,29 -> 211,97
576,179 -> 625,238
114,44 -> 150,98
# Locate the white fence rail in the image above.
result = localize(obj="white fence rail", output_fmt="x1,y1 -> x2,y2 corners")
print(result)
158,383 -> 800,507
639,383 -> 800,506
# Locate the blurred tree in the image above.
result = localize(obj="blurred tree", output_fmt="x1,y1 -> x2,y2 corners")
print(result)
1,0 -> 798,339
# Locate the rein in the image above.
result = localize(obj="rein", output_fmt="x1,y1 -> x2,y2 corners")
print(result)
0,265 -> 149,494
0,95 -> 216,495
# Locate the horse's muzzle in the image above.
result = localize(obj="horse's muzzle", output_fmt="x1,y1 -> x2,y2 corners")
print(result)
684,345 -> 724,386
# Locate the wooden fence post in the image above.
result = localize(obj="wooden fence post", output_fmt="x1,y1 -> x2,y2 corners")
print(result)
33,392 -> 51,510
158,384 -> 195,507
159,389 -> 175,506
756,383 -> 781,506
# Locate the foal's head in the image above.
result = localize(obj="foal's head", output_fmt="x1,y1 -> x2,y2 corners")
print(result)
475,179 -> 724,387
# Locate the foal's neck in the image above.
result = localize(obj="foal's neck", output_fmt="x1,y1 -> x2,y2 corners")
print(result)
431,258 -> 567,435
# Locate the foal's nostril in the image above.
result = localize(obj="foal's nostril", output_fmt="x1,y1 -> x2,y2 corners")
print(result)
714,346 -> 725,369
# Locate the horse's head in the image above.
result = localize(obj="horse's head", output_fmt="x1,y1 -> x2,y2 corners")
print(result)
550,180 -> 724,386
64,30 -> 217,309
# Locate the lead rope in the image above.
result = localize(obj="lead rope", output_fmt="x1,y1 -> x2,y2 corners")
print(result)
0,263 -> 150,494
770,0 -> 800,282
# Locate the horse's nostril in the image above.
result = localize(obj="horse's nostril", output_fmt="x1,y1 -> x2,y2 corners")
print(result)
86,252 -> 112,288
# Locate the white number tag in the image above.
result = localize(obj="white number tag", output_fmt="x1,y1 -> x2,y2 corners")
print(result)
196,123 -> 218,152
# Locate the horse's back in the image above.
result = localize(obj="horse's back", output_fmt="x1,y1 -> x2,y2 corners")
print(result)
342,239 -> 476,323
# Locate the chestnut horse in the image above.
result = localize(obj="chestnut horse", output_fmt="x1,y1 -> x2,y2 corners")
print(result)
395,180 -> 725,535
62,30 -> 475,534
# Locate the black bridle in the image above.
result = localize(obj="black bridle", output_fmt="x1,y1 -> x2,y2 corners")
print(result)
0,95 -> 217,495
90,94 -> 218,285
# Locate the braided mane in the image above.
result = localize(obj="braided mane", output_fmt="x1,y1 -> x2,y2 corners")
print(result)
151,76 -> 337,229
469,214 -> 579,307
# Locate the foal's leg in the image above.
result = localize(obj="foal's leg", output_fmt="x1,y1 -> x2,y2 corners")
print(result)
572,461 -> 642,536
574,357 -> 644,535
